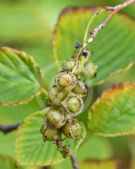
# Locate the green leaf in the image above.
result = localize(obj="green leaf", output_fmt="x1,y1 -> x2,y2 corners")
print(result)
0,47 -> 46,106
77,137 -> 112,160
53,7 -> 135,85
23,40 -> 58,89
88,82 -> 135,136
16,109 -> 85,166
80,160 -> 118,169
0,99 -> 44,124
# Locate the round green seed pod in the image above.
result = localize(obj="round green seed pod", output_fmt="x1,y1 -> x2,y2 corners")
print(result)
48,85 -> 68,106
46,109 -> 66,128
72,80 -> 88,97
82,61 -> 98,78
62,94 -> 83,116
40,125 -> 60,141
62,60 -> 75,71
56,72 -> 76,91
63,119 -> 82,139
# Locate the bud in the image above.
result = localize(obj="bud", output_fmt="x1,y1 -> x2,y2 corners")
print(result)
80,50 -> 91,64
46,109 -> 66,128
56,72 -> 76,91
63,119 -> 82,139
62,94 -> 83,116
72,80 -> 88,97
48,85 -> 68,106
62,59 -> 75,71
82,61 -> 98,78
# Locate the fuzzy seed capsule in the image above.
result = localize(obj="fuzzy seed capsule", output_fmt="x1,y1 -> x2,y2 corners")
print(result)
63,119 -> 82,139
72,80 -> 88,97
62,60 -> 75,71
62,94 -> 83,116
56,72 -> 76,91
82,61 -> 98,78
46,109 -> 66,128
48,85 -> 68,106
40,125 -> 60,141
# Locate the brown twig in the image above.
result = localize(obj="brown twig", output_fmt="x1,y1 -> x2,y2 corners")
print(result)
88,0 -> 135,44
72,0 -> 135,73
70,154 -> 80,169
0,123 -> 21,134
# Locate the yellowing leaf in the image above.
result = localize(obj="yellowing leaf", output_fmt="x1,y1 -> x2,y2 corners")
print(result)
88,82 -> 135,136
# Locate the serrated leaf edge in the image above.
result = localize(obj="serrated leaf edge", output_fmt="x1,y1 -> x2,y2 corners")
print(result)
0,47 -> 48,106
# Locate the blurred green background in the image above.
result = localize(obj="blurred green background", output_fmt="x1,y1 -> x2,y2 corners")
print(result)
0,0 -> 135,169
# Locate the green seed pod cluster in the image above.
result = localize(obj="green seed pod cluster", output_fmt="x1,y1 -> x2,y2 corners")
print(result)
63,50 -> 97,78
79,51 -> 98,78
40,47 -> 98,158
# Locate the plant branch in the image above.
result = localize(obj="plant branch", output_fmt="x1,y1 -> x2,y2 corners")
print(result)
70,154 -> 80,169
72,0 -> 134,73
87,0 -> 135,44
0,123 -> 21,134
82,8 -> 104,46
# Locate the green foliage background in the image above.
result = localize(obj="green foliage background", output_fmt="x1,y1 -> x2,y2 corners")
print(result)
1,0 -> 135,169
